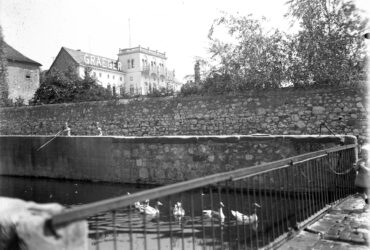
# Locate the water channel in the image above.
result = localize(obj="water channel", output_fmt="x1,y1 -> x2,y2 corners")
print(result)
0,175 -> 315,249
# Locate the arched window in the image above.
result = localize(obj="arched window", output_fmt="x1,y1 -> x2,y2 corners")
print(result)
131,59 -> 134,68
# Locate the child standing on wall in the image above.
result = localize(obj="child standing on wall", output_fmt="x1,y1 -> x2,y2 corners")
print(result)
96,122 -> 103,136
354,144 -> 370,207
64,122 -> 71,136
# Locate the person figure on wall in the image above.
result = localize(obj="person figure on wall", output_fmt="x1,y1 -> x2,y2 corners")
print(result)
96,122 -> 103,136
354,144 -> 370,208
64,122 -> 71,136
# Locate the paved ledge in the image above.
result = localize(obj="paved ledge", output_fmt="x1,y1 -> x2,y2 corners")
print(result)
278,195 -> 370,250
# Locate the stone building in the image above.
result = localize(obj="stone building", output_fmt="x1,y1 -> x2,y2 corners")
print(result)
49,47 -> 125,96
50,46 -> 177,96
4,42 -> 41,104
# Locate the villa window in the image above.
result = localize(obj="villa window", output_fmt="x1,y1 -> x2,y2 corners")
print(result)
127,59 -> 130,69
130,76 -> 133,81
131,59 -> 134,69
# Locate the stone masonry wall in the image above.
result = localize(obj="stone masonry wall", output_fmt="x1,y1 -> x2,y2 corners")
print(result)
0,135 -> 356,185
0,87 -> 367,143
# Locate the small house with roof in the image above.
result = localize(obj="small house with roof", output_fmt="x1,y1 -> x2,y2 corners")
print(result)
4,42 -> 42,104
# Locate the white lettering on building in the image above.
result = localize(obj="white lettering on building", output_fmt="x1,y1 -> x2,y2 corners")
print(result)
83,53 -> 122,71
96,57 -> 102,67
84,54 -> 89,64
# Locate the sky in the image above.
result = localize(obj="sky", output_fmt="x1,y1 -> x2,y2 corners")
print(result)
0,0 -> 369,82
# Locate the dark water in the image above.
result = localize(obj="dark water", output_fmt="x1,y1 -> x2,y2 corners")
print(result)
0,176 -> 302,250
0,175 -> 150,206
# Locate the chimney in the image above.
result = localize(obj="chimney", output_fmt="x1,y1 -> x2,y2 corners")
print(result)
194,60 -> 200,85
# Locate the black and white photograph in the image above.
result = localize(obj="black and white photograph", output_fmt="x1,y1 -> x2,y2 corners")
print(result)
0,0 -> 369,249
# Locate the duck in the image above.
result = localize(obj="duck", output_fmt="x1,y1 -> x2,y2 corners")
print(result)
202,202 -> 225,222
231,203 -> 260,224
134,199 -> 150,213
126,192 -> 147,213
142,200 -> 163,216
173,202 -> 185,217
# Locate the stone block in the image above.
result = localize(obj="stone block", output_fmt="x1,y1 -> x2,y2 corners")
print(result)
296,121 -> 306,129
312,106 -> 325,114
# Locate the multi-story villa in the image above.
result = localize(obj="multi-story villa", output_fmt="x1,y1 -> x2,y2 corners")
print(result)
50,45 -> 177,96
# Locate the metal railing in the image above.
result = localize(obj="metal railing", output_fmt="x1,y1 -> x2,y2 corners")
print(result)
49,144 -> 357,249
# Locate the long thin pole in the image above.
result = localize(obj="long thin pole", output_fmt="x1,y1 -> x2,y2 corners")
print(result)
128,18 -> 131,47
37,130 -> 63,151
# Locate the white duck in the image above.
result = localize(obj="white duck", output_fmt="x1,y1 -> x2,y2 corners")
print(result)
127,192 -> 147,212
134,199 -> 150,213
142,200 -> 163,216
173,202 -> 185,217
231,203 -> 260,224
202,202 -> 225,222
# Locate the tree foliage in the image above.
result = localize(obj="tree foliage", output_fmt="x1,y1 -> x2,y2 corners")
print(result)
31,67 -> 113,105
0,26 -> 9,106
198,1 -> 367,95
206,13 -> 291,93
286,0 -> 368,86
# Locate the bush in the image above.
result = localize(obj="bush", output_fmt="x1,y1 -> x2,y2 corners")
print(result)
179,82 -> 202,96
30,67 -> 113,105
147,87 -> 174,97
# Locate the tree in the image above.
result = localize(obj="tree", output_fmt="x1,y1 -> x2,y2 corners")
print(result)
206,13 -> 291,93
286,0 -> 368,86
0,26 -> 9,106
31,67 -> 113,104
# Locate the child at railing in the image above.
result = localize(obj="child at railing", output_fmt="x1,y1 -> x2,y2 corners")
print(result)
354,144 -> 370,206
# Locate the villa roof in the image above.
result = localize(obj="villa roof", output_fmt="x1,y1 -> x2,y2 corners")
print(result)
61,47 -> 121,72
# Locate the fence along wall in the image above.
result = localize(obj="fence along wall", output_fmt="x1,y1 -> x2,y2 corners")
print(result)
0,135 -> 356,185
0,87 -> 367,143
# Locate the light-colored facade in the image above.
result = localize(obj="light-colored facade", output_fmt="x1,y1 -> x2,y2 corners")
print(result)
50,46 -> 177,96
50,47 -> 125,96
118,46 -> 176,95
4,42 -> 41,104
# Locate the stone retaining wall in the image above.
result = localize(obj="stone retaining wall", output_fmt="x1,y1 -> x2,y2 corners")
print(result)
0,135 -> 356,185
0,87 -> 367,143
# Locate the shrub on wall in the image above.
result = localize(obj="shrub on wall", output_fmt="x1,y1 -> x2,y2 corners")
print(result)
147,87 -> 174,97
30,67 -> 113,105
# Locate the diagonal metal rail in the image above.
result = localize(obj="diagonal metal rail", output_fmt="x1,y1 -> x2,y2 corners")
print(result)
50,144 -> 357,229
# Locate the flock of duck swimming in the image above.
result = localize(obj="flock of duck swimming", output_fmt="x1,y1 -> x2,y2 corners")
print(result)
129,193 -> 260,225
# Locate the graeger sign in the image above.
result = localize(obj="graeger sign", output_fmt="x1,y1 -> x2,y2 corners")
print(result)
83,54 -> 122,71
